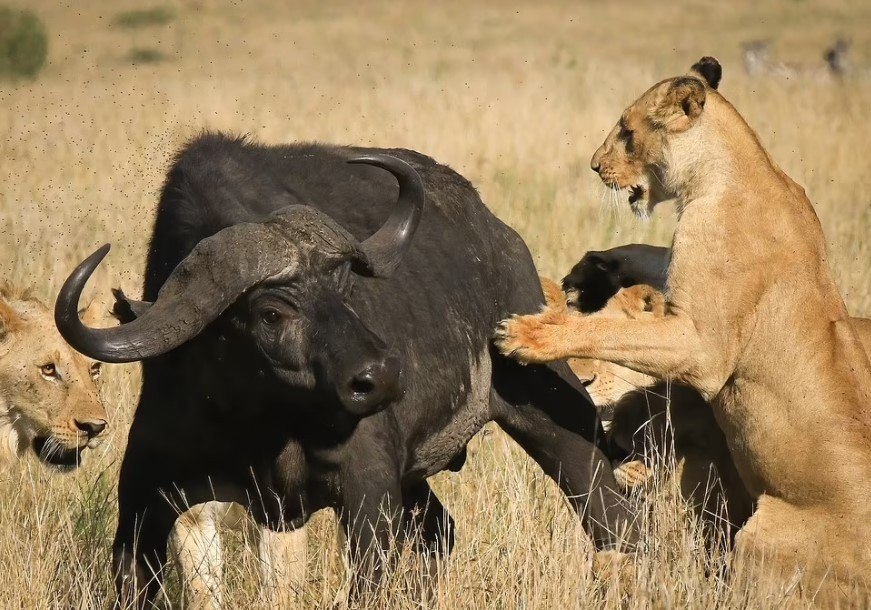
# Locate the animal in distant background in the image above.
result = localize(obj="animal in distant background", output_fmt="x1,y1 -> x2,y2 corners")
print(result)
742,37 -> 869,80
0,283 -> 107,470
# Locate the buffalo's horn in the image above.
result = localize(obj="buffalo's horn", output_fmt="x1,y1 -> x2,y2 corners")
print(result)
54,214 -> 315,363
348,154 -> 425,277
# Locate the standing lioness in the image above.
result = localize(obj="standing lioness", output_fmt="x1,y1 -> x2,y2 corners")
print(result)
497,58 -> 871,600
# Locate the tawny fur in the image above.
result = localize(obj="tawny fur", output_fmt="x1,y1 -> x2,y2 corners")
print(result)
499,60 -> 871,601
541,279 -> 753,533
0,283 -> 107,468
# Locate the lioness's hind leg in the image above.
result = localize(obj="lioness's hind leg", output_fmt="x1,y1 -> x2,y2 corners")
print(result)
733,497 -> 858,606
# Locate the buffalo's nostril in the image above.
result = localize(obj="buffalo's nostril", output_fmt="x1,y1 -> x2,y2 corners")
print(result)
342,356 -> 402,415
74,418 -> 107,438
350,372 -> 377,396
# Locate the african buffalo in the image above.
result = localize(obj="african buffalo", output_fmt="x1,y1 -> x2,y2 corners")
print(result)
562,243 -> 669,312
55,134 -> 636,606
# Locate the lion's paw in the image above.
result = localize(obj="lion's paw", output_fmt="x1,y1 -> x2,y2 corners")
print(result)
591,550 -> 637,587
613,460 -> 651,491
494,309 -> 567,363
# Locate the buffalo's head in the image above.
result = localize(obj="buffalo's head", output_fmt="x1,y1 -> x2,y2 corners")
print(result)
54,155 -> 424,417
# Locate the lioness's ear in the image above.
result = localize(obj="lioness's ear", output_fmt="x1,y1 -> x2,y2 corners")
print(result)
0,296 -> 21,342
651,77 -> 707,132
690,56 -> 721,90
539,276 -> 568,313
79,300 -> 106,328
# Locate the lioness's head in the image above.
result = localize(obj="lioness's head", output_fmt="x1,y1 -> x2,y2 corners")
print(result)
569,285 -> 664,409
540,278 -> 664,419
0,284 -> 107,470
590,57 -> 722,218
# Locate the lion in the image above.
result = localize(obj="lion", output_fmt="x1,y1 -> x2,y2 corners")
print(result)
498,57 -> 871,601
542,278 -> 754,534
0,282 -> 107,470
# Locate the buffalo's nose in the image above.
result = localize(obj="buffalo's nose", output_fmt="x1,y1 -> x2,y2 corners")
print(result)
74,418 -> 107,438
341,356 -> 402,415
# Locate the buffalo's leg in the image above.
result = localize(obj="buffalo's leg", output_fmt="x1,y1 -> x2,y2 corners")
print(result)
339,429 -> 404,598
491,351 -> 639,551
399,479 -> 453,602
113,446 -> 246,609
256,523 -> 308,607
169,502 -> 225,610
113,486 -> 181,609
402,478 -> 454,557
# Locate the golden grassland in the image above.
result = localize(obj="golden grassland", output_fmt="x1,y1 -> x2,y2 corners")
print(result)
1,0 -> 870,607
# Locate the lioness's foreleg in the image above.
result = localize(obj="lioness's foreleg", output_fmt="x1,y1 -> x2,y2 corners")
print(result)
495,309 -> 703,381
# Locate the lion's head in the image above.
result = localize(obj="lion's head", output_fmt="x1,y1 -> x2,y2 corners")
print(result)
540,277 -> 664,413
569,285 -> 664,408
590,57 -> 722,218
0,283 -> 107,470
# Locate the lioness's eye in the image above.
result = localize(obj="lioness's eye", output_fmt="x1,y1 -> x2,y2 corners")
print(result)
622,128 -> 635,152
40,363 -> 57,378
90,362 -> 102,380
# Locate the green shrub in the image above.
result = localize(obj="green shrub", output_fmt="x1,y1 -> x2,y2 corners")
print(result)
0,7 -> 48,79
113,7 -> 174,29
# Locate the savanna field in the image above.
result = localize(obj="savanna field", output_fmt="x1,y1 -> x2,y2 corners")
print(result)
2,0 -> 871,607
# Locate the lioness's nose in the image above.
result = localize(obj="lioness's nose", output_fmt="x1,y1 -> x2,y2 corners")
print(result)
75,418 -> 107,438
591,147 -> 605,174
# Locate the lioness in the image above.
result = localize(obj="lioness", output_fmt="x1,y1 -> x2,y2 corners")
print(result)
541,278 -> 754,534
498,57 -> 871,599
0,283 -> 107,469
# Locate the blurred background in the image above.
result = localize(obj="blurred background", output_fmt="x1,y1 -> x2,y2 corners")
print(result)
1,1 -> 870,607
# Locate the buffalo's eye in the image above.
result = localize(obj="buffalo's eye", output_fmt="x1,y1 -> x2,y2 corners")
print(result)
90,362 -> 101,380
261,309 -> 281,325
40,363 -> 58,379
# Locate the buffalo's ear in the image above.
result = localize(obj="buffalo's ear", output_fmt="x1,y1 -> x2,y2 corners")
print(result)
690,56 -> 722,90
650,77 -> 707,132
111,288 -> 151,324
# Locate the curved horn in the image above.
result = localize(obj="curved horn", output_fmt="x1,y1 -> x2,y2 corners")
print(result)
348,154 -> 425,277
54,211 -> 333,363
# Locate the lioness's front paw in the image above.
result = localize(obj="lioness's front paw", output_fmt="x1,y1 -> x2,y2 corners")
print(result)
494,309 -> 566,363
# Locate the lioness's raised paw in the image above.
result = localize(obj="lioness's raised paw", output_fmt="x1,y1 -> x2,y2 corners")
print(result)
613,460 -> 651,491
494,308 -> 568,364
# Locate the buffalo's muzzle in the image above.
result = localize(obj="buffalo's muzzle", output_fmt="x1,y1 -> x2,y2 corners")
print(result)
340,355 -> 402,416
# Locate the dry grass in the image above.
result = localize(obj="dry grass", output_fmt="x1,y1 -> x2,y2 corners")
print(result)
1,0 -> 870,607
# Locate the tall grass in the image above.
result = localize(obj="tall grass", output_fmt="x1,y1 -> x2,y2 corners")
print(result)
0,0 -> 869,607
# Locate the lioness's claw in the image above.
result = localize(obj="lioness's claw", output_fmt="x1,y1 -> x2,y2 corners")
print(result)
494,311 -> 565,363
